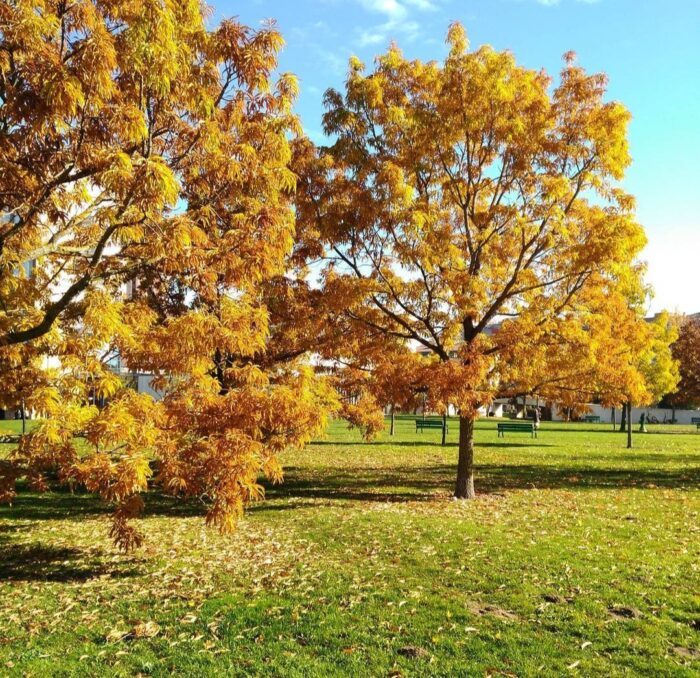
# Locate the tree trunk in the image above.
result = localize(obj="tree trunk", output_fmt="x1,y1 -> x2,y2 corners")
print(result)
627,401 -> 633,449
441,412 -> 447,447
611,407 -> 616,431
619,403 -> 627,433
454,415 -> 476,499
390,405 -> 395,436
21,399 -> 26,435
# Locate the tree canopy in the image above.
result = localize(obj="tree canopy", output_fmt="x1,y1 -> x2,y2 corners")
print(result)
0,0 -> 336,548
0,10 -> 680,545
667,316 -> 700,409
296,24 -> 654,497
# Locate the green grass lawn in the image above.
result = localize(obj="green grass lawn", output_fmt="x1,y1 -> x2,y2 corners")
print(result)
1,417 -> 699,677
0,419 -> 37,436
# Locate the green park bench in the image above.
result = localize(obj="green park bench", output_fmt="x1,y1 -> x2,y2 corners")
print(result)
583,415 -> 601,423
497,421 -> 537,438
416,418 -> 447,433
692,417 -> 700,431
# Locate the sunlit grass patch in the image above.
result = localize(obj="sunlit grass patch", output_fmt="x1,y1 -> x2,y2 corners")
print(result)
0,417 -> 698,676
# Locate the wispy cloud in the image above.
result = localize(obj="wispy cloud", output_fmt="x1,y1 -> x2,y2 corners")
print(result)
358,0 -> 438,17
358,0 -> 438,18
358,0 -> 407,18
535,0 -> 601,5
405,0 -> 439,10
314,47 -> 348,77
357,30 -> 387,46
354,0 -> 437,47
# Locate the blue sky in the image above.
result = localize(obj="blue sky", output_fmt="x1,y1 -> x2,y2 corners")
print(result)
216,0 -> 700,314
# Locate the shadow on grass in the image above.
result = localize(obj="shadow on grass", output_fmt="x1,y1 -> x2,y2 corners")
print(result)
3,459 -> 698,525
0,539 -> 142,583
0,486 -> 207,522
527,426 -> 699,437
310,440 -> 554,448
311,440 -> 448,447
256,461 -> 700,507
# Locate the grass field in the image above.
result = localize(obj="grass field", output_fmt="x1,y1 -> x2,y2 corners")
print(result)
1,416 -> 699,677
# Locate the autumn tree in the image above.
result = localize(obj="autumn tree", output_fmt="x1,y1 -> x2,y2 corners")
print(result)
332,343 -> 427,437
297,24 -> 650,498
494,293 -> 678,445
666,316 -> 700,409
588,308 -> 679,446
370,350 -> 426,436
0,2 -> 337,547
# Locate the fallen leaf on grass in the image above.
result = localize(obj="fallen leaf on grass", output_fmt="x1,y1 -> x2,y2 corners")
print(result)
133,621 -> 160,639
106,620 -> 160,643
106,628 -> 131,644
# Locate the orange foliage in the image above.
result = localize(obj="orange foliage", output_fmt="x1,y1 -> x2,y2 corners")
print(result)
668,316 -> 700,408
296,24 -> 656,496
0,2 -> 335,548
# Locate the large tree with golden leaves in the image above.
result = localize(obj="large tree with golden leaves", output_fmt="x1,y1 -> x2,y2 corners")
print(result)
297,24 -> 650,498
0,1 -> 339,548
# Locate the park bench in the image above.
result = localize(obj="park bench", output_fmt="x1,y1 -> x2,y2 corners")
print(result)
692,416 -> 700,430
416,419 -> 447,433
583,415 -> 601,423
497,421 -> 537,438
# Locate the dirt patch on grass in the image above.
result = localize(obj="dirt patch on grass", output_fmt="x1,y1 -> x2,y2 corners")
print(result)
608,605 -> 642,620
672,646 -> 700,659
397,645 -> 429,659
467,602 -> 519,621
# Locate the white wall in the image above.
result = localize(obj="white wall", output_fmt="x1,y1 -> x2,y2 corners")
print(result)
392,398 -> 698,425
135,374 -> 165,401
552,402 -> 700,425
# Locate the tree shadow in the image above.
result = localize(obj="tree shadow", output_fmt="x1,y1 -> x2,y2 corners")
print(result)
1,485 -> 207,522
478,441 -> 555,448
530,426 -> 699,436
257,460 -> 700,508
475,463 -> 700,492
0,540 -> 142,583
310,440 -> 449,447
310,440 -> 553,448
4,451 -> 698,526
2,491 -> 112,521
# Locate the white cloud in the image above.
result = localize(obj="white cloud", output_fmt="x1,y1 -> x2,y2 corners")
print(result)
357,0 -> 438,19
535,0 -> 601,5
359,0 -> 408,18
354,0 -> 436,47
314,47 -> 348,77
405,0 -> 438,9
358,30 -> 387,46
